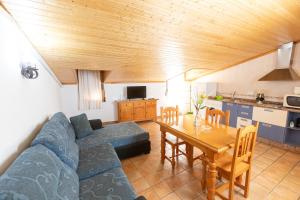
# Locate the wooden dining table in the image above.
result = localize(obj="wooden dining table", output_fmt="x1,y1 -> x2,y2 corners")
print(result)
156,114 -> 237,200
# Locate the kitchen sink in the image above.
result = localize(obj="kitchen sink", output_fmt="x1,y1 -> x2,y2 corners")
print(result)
223,98 -> 283,109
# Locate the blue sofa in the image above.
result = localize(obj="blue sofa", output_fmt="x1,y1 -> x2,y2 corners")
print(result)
0,112 -> 149,200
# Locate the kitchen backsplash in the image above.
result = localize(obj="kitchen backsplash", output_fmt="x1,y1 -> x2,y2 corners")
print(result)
217,92 -> 284,103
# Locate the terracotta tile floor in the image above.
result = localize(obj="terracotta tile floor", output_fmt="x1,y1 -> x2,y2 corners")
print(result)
121,122 -> 300,200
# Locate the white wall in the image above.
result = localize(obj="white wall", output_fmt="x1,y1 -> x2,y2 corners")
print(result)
195,43 -> 300,101
166,74 -> 191,113
61,83 -> 168,122
0,9 -> 61,173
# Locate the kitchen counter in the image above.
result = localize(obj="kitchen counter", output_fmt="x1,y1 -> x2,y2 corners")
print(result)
209,97 -> 300,113
207,97 -> 300,151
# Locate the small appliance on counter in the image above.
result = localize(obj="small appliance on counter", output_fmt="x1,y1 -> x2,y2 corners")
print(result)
283,94 -> 300,109
256,93 -> 265,104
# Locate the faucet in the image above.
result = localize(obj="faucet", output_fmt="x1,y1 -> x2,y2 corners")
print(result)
232,91 -> 236,102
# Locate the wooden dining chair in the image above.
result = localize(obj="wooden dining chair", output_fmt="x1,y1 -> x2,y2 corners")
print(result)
205,107 -> 230,126
160,106 -> 179,124
197,108 -> 230,189
160,105 -> 187,169
215,123 -> 259,200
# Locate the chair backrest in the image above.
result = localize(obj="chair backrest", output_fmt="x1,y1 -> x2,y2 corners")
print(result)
160,105 -> 179,124
205,107 -> 230,126
231,123 -> 259,176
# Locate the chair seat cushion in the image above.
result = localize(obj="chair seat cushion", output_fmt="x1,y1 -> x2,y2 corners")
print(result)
70,113 -> 93,139
76,122 -> 149,150
216,152 -> 249,175
0,145 -> 79,200
79,168 -> 136,200
31,120 -> 79,170
77,143 -> 121,180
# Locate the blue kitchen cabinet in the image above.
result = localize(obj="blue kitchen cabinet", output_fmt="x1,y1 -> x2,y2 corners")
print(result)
258,122 -> 286,143
222,102 -> 238,128
237,104 -> 253,119
285,112 -> 300,146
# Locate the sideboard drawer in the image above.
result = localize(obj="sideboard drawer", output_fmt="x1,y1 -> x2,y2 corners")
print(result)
119,102 -> 133,109
146,101 -> 156,106
133,101 -> 145,108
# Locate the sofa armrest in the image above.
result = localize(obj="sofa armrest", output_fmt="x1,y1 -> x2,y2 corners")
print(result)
135,196 -> 147,200
89,119 -> 103,130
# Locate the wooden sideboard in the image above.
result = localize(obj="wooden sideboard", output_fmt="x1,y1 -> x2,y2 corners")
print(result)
117,99 -> 157,122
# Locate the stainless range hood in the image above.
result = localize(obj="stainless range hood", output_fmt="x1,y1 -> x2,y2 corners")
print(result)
258,42 -> 300,81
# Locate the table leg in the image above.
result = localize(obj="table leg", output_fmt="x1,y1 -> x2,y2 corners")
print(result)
201,159 -> 207,191
186,143 -> 194,167
207,161 -> 217,200
161,130 -> 166,163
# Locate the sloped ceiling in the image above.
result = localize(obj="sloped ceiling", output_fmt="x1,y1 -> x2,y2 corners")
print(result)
1,0 -> 300,84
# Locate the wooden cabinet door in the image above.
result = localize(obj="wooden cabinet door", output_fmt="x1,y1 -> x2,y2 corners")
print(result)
119,102 -> 133,121
237,104 -> 253,119
133,101 -> 146,121
253,107 -> 287,127
258,122 -> 286,143
118,100 -> 157,122
146,101 -> 157,120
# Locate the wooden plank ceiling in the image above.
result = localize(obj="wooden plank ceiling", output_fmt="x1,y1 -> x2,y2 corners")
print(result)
2,0 -> 300,84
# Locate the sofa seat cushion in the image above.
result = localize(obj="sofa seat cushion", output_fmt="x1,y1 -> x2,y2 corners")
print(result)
76,122 -> 149,150
70,113 -> 93,139
77,143 -> 121,180
79,168 -> 136,200
0,145 -> 79,200
32,120 -> 79,170
52,112 -> 76,141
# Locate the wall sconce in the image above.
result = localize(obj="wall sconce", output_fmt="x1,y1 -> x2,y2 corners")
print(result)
21,63 -> 39,79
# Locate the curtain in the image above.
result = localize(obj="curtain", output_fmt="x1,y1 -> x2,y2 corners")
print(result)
78,70 -> 102,110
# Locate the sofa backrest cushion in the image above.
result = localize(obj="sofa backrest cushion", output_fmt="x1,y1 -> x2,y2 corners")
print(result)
31,120 -> 79,170
70,113 -> 93,139
51,112 -> 76,141
0,144 -> 79,200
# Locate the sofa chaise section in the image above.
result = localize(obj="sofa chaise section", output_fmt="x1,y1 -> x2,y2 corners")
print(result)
77,121 -> 151,159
